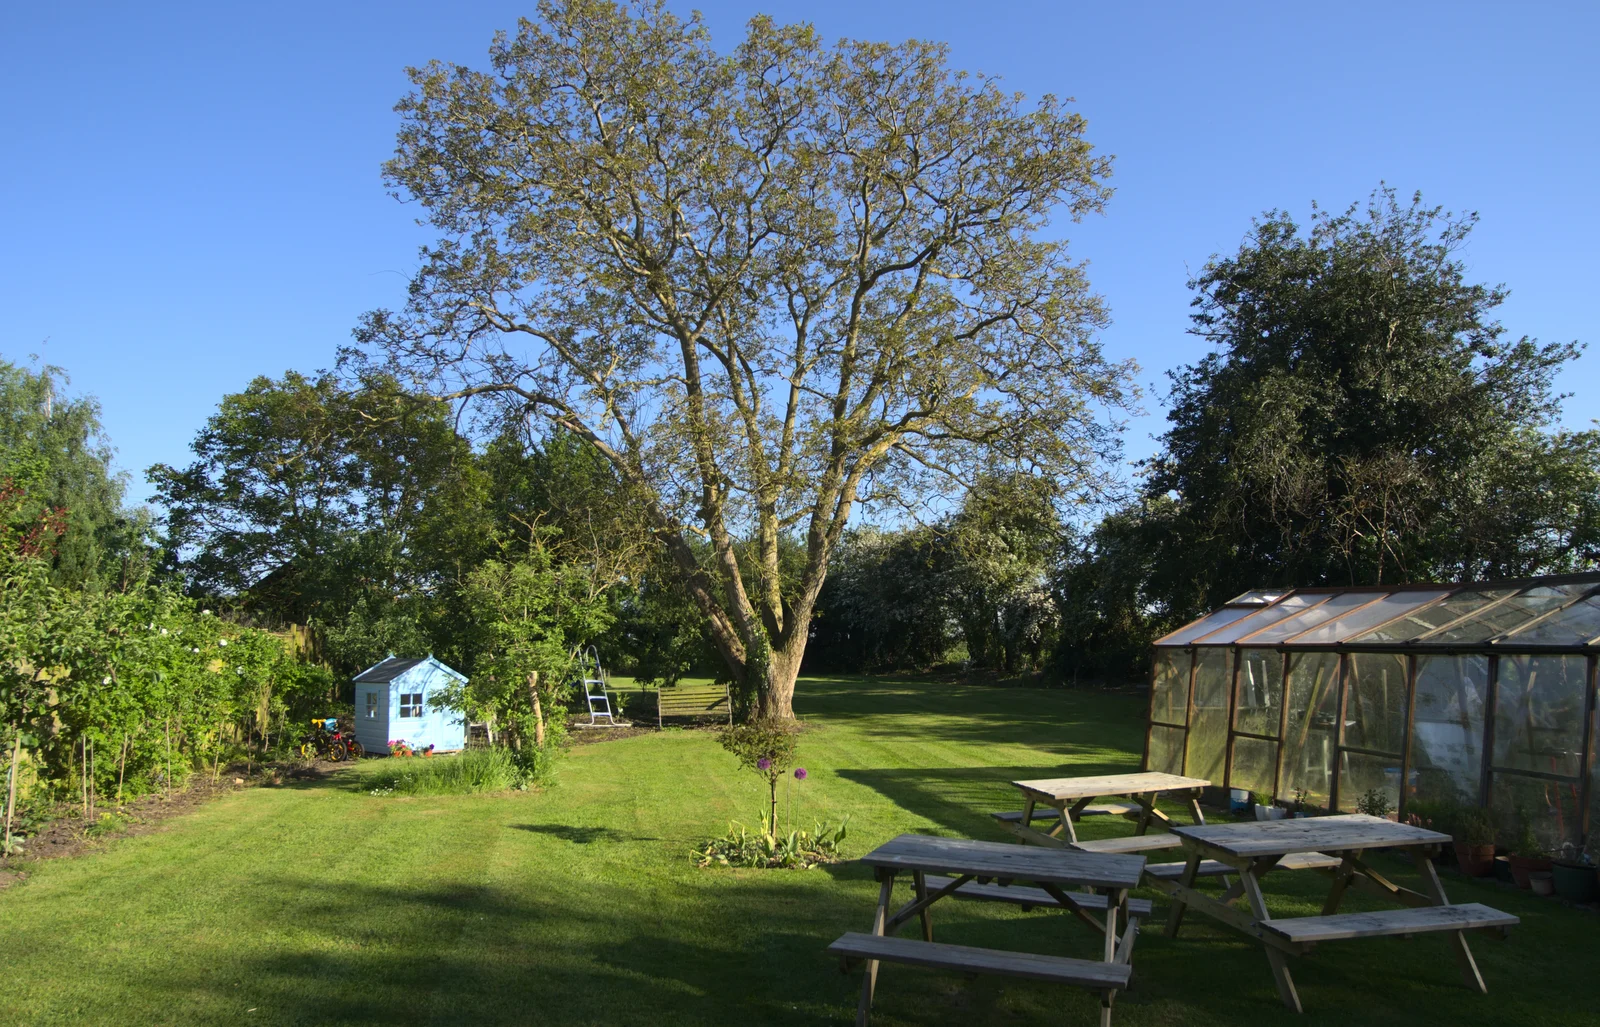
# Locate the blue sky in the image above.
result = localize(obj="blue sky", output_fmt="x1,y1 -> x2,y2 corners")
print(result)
5,1 -> 1596,506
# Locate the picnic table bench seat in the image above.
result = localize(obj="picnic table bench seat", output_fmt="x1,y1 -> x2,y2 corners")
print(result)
992,802 -> 1142,823
654,682 -> 732,727
830,932 -> 1133,990
1066,834 -> 1186,855
1260,903 -> 1518,945
920,875 -> 1154,918
1143,851 -> 1342,880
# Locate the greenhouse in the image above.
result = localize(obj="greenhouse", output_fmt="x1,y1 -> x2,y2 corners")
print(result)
1146,572 -> 1599,857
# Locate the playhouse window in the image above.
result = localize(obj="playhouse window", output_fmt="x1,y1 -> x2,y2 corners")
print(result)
365,691 -> 378,719
399,692 -> 424,718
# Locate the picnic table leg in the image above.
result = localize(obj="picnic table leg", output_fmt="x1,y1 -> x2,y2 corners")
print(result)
1187,790 -> 1206,826
1411,848 -> 1487,994
857,870 -> 896,1026
1053,800 -> 1083,843
1164,850 -> 1201,937
1238,866 -> 1302,1013
912,870 -> 933,942
1133,793 -> 1154,835
1320,852 -> 1363,915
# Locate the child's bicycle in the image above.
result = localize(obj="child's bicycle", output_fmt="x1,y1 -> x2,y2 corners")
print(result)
296,717 -> 365,762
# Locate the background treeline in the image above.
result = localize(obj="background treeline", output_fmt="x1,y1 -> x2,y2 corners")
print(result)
5,189 -> 1598,833
815,191 -> 1600,681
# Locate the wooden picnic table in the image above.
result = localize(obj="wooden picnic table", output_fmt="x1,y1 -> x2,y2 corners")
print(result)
1155,814 -> 1519,1012
998,771 -> 1211,849
829,834 -> 1146,1027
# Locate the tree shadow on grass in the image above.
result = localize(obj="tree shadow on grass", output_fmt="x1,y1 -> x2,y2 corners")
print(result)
795,676 -> 1149,756
836,764 -> 1135,838
510,824 -> 635,844
121,872 -> 1068,1027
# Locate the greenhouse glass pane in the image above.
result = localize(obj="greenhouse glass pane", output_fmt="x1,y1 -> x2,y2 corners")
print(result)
1591,705 -> 1600,863
1147,724 -> 1185,775
1234,649 -> 1284,736
1156,606 -> 1256,646
1184,649 -> 1231,785
1242,593 -> 1373,644
1337,752 -> 1403,814
1353,588 -> 1515,642
1290,591 -> 1450,645
1493,655 -> 1586,777
1230,737 -> 1278,797
1429,585 -> 1591,644
1499,597 -> 1600,645
1409,655 -> 1488,807
1489,772 -> 1584,855
1149,650 -> 1190,725
1226,589 -> 1290,605
1280,653 -> 1340,808
1195,595 -> 1319,644
1343,653 -> 1408,754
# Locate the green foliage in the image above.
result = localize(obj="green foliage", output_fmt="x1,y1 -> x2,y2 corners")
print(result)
1453,805 -> 1495,847
693,812 -> 849,870
363,747 -> 521,796
1057,188 -> 1600,680
355,0 -> 1133,718
1354,788 -> 1393,818
0,359 -> 156,591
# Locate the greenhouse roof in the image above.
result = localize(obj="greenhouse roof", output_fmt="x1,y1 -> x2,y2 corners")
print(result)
1155,571 -> 1600,649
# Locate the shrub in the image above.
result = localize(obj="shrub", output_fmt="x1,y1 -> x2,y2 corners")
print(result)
718,720 -> 798,827
364,748 -> 519,796
694,813 -> 849,870
1354,788 -> 1393,818
1453,806 -> 1494,847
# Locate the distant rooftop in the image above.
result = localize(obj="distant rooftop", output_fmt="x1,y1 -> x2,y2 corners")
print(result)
352,656 -> 428,684
1156,571 -> 1600,649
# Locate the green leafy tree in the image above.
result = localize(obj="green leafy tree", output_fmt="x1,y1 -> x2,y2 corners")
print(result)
0,359 -> 154,591
447,539 -> 613,767
1057,188 -> 1600,679
353,0 -> 1134,719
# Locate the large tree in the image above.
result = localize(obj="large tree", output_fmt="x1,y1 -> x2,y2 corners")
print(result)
1056,188 -> 1600,680
355,0 -> 1133,718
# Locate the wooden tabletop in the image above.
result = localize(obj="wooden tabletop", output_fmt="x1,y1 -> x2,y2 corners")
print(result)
1012,771 -> 1211,802
1171,814 -> 1451,858
860,834 -> 1147,890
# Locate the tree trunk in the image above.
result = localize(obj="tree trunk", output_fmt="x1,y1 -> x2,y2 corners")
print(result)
754,637 -> 805,721
4,719 -> 21,854
527,672 -> 545,747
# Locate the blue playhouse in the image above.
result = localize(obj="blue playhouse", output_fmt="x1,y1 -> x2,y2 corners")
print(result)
351,655 -> 468,755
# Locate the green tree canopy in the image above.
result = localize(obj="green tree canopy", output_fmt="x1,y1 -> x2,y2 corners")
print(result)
354,0 -> 1134,718
1056,188 -> 1600,679
0,359 -> 152,590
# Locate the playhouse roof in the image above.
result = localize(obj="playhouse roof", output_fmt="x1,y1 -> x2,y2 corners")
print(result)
1154,571 -> 1600,650
352,655 -> 466,685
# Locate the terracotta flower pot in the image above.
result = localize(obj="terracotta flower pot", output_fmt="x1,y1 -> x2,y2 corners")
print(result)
1454,842 -> 1495,878
1508,854 -> 1552,889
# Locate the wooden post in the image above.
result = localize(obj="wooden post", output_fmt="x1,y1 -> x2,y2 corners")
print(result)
1273,650 -> 1292,802
4,718 -> 21,853
1223,648 -> 1242,792
1397,654 -> 1418,822
1479,657 -> 1499,808
527,672 -> 545,747
1578,655 -> 1597,845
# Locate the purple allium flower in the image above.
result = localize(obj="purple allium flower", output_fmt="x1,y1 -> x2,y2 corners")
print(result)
794,767 -> 808,780
757,757 -> 772,771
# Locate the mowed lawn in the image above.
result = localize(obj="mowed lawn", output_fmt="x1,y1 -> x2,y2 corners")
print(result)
0,677 -> 1590,1027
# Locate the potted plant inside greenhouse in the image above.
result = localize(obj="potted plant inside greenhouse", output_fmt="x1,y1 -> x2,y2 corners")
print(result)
1452,807 -> 1495,878
1252,791 -> 1286,821
1507,816 -> 1553,890
1355,788 -> 1396,822
1550,846 -> 1598,903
